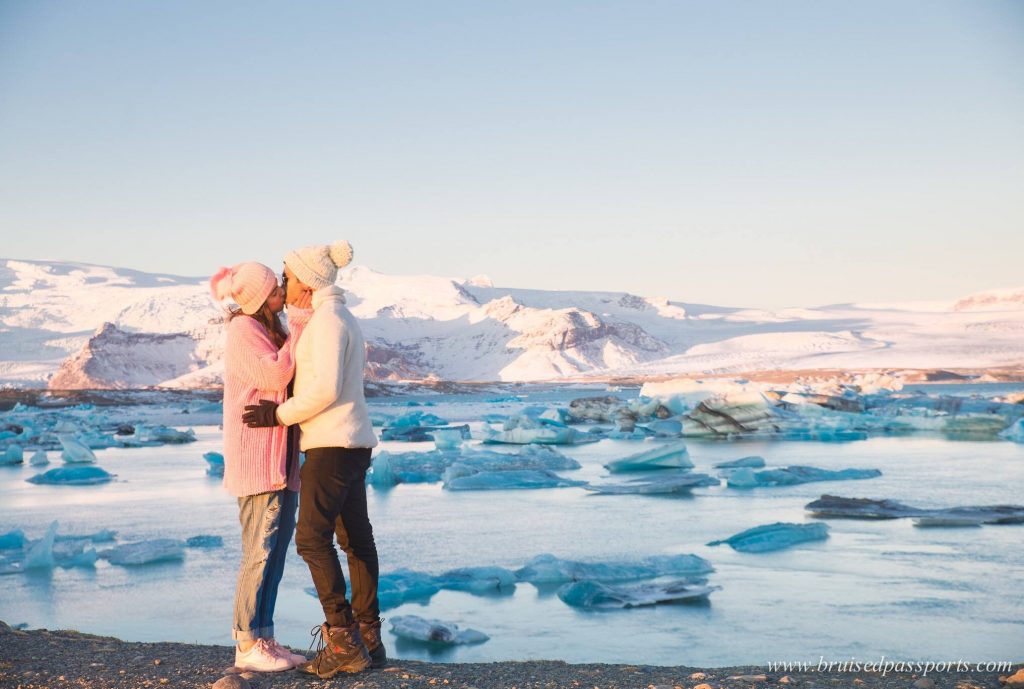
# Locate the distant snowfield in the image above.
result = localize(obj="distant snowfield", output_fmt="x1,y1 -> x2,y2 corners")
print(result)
0,258 -> 1022,389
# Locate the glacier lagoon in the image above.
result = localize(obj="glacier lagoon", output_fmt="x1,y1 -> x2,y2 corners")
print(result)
0,384 -> 1022,666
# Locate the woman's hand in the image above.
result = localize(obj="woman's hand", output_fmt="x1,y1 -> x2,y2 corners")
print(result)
294,290 -> 313,309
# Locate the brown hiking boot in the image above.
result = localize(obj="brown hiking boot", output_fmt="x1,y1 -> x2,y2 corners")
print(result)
298,622 -> 371,678
359,618 -> 388,668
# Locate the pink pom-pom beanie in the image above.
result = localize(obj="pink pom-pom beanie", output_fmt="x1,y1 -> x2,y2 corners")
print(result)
209,262 -> 277,315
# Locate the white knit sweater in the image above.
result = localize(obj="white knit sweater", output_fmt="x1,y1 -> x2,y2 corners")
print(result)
275,285 -> 379,451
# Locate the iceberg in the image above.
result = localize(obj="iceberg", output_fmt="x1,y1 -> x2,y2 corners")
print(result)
377,569 -> 442,610
558,579 -> 719,609
646,419 -> 683,437
99,539 -> 186,566
515,553 -> 714,584
0,529 -> 27,550
1,444 -> 24,465
58,435 -> 97,463
443,469 -> 586,491
186,535 -> 224,548
806,494 -> 1024,525
437,566 -> 517,592
568,396 -> 629,423
999,419 -> 1024,443
585,473 -> 719,495
707,522 -> 830,552
432,428 -> 465,451
370,446 -> 580,488
604,442 -> 692,473
29,450 -> 49,466
27,466 -> 115,485
714,456 -> 766,469
726,466 -> 881,488
482,413 -> 598,446
203,451 -> 224,477
389,615 -> 489,645
24,521 -> 58,570
134,425 -> 196,444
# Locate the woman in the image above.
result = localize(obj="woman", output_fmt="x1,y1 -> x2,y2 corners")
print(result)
210,261 -> 311,672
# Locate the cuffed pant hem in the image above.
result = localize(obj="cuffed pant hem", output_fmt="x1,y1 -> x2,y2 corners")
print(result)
232,625 -> 273,641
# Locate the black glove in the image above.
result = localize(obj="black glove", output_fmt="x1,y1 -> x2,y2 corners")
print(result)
243,400 -> 280,428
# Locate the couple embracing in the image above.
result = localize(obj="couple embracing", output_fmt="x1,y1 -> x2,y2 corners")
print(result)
210,240 -> 382,678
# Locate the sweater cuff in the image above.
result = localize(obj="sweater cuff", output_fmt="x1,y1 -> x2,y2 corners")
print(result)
275,401 -> 296,426
286,305 -> 313,330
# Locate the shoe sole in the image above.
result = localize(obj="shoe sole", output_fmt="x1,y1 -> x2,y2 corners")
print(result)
304,657 -> 371,679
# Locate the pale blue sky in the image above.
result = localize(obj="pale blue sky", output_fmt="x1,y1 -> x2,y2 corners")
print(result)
1,1 -> 1022,307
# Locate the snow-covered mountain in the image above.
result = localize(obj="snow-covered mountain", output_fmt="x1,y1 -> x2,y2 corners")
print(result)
1,258 -> 1022,389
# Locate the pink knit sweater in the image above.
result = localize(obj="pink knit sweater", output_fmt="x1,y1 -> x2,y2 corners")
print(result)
221,309 -> 310,497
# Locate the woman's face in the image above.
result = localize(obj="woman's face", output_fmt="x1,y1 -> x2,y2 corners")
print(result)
264,282 -> 285,313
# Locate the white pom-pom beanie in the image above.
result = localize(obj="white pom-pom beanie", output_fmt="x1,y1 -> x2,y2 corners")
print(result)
209,262 -> 277,315
284,240 -> 354,290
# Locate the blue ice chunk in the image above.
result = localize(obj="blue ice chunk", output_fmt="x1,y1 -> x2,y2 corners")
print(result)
437,566 -> 517,592
1,444 -> 24,465
1000,419 -> 1024,443
56,547 -> 98,569
714,456 -> 766,469
29,450 -> 49,466
377,569 -> 442,609
605,428 -> 656,440
646,419 -> 683,438
481,413 -> 508,424
136,425 -> 196,444
370,446 -> 579,487
558,579 -> 719,609
432,428 -> 465,451
191,401 -> 223,414
444,469 -> 586,491
707,522 -> 830,552
0,431 -> 17,442
389,411 -> 449,428
203,452 -> 224,477
58,435 -> 96,464
604,442 -> 692,473
586,473 -> 719,495
24,521 -> 58,570
369,411 -> 394,427
726,466 -> 881,488
515,553 -> 714,584
100,539 -> 185,566
482,423 -> 593,445
389,615 -> 489,645
186,535 -> 224,548
27,466 -> 115,485
0,529 -> 26,550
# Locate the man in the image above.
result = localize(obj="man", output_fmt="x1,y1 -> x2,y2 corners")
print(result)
243,240 -> 384,678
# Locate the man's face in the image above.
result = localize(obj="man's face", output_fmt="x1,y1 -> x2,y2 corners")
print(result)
282,265 -> 311,306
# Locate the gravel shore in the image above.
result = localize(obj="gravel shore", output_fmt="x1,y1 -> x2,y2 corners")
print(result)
1,622 -> 1019,689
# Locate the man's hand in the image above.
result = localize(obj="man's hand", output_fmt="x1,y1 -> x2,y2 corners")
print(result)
243,399 -> 281,428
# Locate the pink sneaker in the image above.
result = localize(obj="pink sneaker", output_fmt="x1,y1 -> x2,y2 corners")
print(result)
267,639 -> 306,666
234,638 -> 293,672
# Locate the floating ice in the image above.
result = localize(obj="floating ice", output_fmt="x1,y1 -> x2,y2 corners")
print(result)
100,539 -> 186,566
482,413 -> 597,445
27,466 -> 115,485
432,428 -> 465,451
707,522 -> 830,552
377,569 -> 442,609
186,535 -> 224,548
999,419 -> 1024,443
515,553 -> 714,584
714,456 -> 766,469
558,579 -> 719,609
585,473 -> 719,495
203,451 -> 224,477
912,517 -> 984,528
0,529 -> 26,550
1,444 -> 24,465
134,425 -> 196,444
806,494 -> 1024,525
942,415 -> 1011,438
604,442 -> 692,473
370,446 -> 579,488
29,450 -> 49,466
58,435 -> 97,463
437,566 -> 517,592
726,466 -> 881,488
56,529 -> 116,543
24,521 -> 58,570
443,469 -> 586,491
646,419 -> 683,437
389,615 -> 489,645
